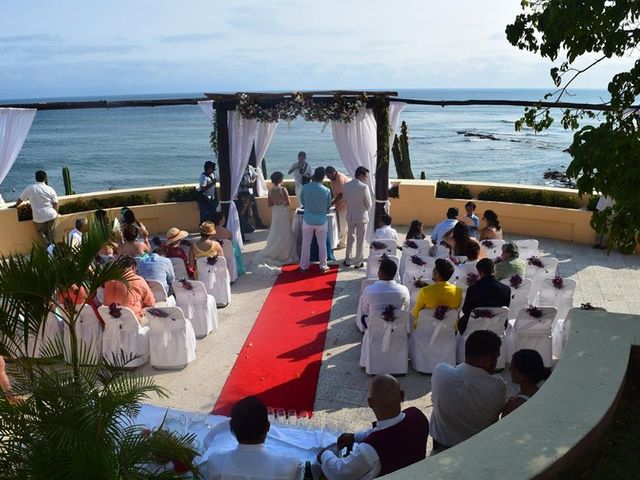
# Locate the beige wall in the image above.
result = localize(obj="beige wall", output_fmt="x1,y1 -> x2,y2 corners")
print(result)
0,179 -> 597,256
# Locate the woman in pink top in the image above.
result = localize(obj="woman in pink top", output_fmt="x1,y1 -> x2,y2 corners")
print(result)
102,257 -> 155,323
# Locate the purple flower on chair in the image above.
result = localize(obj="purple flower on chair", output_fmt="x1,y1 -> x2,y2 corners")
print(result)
152,236 -> 162,246
370,241 -> 387,250
510,274 -> 523,289
404,240 -> 418,249
472,309 -> 495,319
148,308 -> 169,318
378,253 -> 390,263
449,256 -> 461,266
466,273 -> 479,287
526,305 -> 543,318
494,256 -> 503,264
413,277 -> 429,289
108,303 -> 122,318
528,256 -> 544,268
552,275 -> 564,289
410,255 -> 426,266
382,305 -> 396,323
179,278 -> 193,290
207,255 -> 219,265
580,302 -> 595,310
482,240 -> 494,249
434,305 -> 450,321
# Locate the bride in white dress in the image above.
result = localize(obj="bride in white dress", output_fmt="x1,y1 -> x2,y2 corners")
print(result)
253,171 -> 299,275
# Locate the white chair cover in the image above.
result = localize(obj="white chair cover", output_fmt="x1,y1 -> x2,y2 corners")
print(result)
533,278 -> 577,322
220,239 -> 238,283
402,256 -> 435,286
409,308 -> 458,374
196,256 -> 231,307
506,306 -> 557,367
355,279 -> 377,333
399,239 -> 430,279
64,305 -> 103,363
500,278 -> 534,320
96,286 -> 105,305
366,254 -> 400,282
172,280 -> 218,338
480,239 -> 505,259
403,274 -> 431,312
368,239 -> 397,257
451,261 -> 479,288
99,305 -> 149,368
15,308 -> 64,358
457,306 -> 510,368
146,279 -> 176,308
359,310 -> 409,375
526,256 -> 559,296
170,257 -> 189,280
432,245 -> 451,258
145,306 -> 197,369
514,239 -> 540,260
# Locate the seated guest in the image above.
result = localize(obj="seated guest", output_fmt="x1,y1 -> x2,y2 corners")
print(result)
205,396 -> 301,480
118,224 -> 151,257
412,258 -> 462,328
189,221 -> 224,267
443,222 -> 482,257
502,349 -> 551,417
136,252 -> 175,293
120,207 -> 149,239
479,209 -> 503,240
210,213 -> 233,241
361,259 -> 410,328
465,239 -> 481,262
67,217 -> 88,248
459,258 -> 511,333
430,330 -> 506,453
161,227 -> 194,279
0,355 -> 11,396
494,243 -> 527,280
373,213 -> 399,242
103,256 -> 155,323
462,201 -> 480,237
236,191 -> 256,241
318,374 -> 429,478
430,207 -> 458,245
95,209 -> 121,253
405,219 -> 426,240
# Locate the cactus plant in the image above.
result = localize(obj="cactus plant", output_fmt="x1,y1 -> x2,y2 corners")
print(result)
62,166 -> 75,195
391,121 -> 415,179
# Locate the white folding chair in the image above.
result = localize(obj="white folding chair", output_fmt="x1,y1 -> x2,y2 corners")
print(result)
500,278 -> 534,321
172,280 -> 218,338
451,261 -> 479,288
514,239 -> 540,260
146,279 -> 176,308
366,254 -> 400,282
402,256 -> 435,286
431,245 -> 451,258
96,286 -> 105,305
534,278 -> 577,322
526,256 -> 559,295
64,305 -> 103,364
368,239 -> 397,257
506,306 -> 557,367
410,308 -> 458,374
220,239 -> 238,283
457,306 -> 510,368
355,279 -> 377,333
169,257 -> 189,281
404,273 -> 431,312
480,239 -> 505,259
15,308 -> 64,358
196,256 -> 231,308
399,239 -> 430,279
99,305 -> 149,368
359,310 -> 410,375
145,306 -> 196,369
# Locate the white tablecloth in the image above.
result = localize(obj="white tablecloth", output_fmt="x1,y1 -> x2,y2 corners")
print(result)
292,209 -> 339,256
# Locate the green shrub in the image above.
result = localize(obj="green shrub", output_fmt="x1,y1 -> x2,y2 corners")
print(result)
284,183 -> 296,196
58,193 -> 154,215
477,188 -> 581,208
166,186 -> 200,203
436,181 -> 472,199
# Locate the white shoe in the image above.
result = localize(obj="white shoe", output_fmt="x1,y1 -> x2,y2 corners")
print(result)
320,266 -> 330,272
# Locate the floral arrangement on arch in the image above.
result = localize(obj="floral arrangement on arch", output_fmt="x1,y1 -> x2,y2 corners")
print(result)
472,309 -> 495,319
466,273 -> 479,287
433,305 -> 450,321
526,305 -> 543,318
370,241 -> 387,251
410,255 -> 426,266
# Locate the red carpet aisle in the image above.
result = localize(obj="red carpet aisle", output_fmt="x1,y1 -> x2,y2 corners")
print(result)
212,265 -> 339,416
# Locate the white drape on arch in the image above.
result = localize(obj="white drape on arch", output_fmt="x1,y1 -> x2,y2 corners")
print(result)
331,109 -> 378,241
0,108 -> 37,203
388,102 -> 406,153
254,122 -> 278,196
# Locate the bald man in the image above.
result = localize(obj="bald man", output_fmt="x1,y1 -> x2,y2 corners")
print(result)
317,375 -> 429,479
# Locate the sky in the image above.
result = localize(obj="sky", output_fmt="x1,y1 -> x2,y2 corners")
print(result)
0,0 -> 633,99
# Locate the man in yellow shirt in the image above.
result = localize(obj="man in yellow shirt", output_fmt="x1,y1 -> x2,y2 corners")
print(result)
412,258 -> 462,327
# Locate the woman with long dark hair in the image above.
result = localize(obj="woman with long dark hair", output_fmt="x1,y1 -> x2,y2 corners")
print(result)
479,209 -> 503,240
502,349 -> 551,417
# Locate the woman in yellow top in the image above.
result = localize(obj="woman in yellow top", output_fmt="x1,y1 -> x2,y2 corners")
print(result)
412,258 -> 462,328
189,221 -> 224,269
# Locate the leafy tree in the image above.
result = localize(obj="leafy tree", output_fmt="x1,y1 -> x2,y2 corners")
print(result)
0,222 -> 201,479
506,0 -> 640,252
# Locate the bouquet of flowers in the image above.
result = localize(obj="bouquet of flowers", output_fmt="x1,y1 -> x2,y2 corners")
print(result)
526,305 -> 543,318
482,240 -> 494,249
147,308 -> 169,318
472,309 -> 495,319
370,241 -> 387,251
552,275 -> 564,289
404,240 -> 418,249
179,278 -> 193,290
510,274 -> 523,289
410,255 -> 426,266
382,305 -> 396,323
207,255 -> 219,265
434,305 -> 450,321
108,303 -> 122,318
528,256 -> 544,268
413,277 -> 429,289
466,273 -> 479,287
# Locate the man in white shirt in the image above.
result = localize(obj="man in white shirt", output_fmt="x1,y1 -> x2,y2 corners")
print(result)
342,166 -> 372,268
206,396 -> 302,480
360,258 -> 409,329
15,170 -> 59,245
430,330 -> 506,453
66,217 -> 88,248
372,213 -> 399,243
430,207 -> 458,246
199,161 -> 218,224
318,375 -> 429,479
287,151 -> 313,198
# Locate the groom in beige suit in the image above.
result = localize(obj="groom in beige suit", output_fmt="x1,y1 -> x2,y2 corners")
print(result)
342,166 -> 372,268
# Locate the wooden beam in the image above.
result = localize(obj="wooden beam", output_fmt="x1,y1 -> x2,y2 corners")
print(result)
0,98 -> 207,111
215,106 -> 232,226
373,98 -> 391,229
392,97 -> 625,111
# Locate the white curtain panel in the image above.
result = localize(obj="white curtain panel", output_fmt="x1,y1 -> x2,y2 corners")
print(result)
227,111 -> 258,249
197,100 -> 214,122
388,102 -> 406,154
331,109 -> 378,241
254,121 -> 278,196
0,108 -> 37,193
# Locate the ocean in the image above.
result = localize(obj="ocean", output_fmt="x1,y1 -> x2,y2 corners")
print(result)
0,89 -> 606,201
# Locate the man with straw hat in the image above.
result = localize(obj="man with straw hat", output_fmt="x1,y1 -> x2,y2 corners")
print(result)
161,227 -> 194,278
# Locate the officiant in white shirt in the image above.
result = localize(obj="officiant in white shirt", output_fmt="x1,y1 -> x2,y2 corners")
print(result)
288,151 -> 313,198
